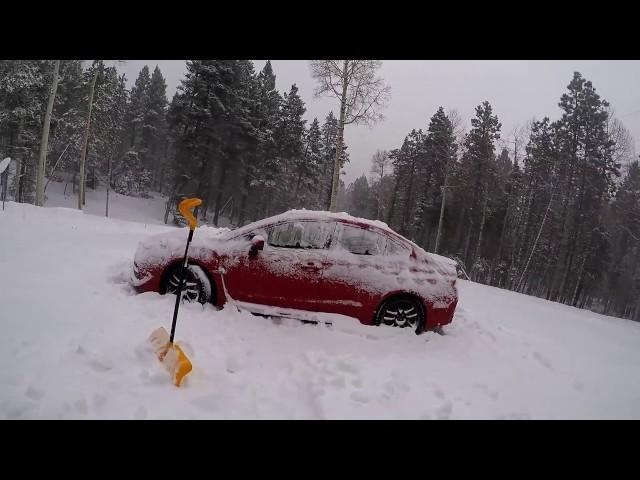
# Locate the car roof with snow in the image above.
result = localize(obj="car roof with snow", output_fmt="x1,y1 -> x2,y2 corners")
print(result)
226,209 -> 458,268
227,209 -> 394,237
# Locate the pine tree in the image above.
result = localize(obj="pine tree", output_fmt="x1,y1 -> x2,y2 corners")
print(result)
386,129 -> 426,237
369,150 -> 391,221
604,160 -> 640,319
300,117 -> 323,208
413,107 -> 457,250
346,175 -> 372,218
319,111 -> 339,209
239,60 -> 282,222
0,60 -> 47,203
145,66 -> 168,189
271,83 -> 307,214
127,65 -> 151,153
47,60 -> 86,188
458,101 -> 501,275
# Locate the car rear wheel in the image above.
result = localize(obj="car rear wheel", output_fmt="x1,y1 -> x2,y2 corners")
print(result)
374,296 -> 425,334
162,264 -> 212,304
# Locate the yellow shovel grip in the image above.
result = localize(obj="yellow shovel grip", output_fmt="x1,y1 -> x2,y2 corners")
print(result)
179,198 -> 202,230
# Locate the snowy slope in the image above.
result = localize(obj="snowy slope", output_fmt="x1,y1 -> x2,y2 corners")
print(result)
43,179 -> 169,225
1,200 -> 640,419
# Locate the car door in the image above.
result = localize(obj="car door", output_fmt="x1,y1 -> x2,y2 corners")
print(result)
321,222 -> 407,320
222,220 -> 335,311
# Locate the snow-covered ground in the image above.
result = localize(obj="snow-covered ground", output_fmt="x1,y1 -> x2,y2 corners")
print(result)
2,187 -> 640,419
42,178 -> 169,225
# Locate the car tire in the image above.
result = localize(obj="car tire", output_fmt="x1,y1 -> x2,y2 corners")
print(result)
374,295 -> 425,334
162,264 -> 212,304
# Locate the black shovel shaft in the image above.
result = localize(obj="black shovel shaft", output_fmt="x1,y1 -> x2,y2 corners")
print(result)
170,228 -> 194,343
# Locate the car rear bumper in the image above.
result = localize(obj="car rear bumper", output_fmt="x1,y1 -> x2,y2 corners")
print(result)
427,297 -> 458,329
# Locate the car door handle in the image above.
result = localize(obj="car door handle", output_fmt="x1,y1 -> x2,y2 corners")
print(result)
301,262 -> 321,270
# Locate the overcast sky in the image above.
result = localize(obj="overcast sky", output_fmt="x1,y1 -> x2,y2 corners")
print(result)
117,60 -> 640,185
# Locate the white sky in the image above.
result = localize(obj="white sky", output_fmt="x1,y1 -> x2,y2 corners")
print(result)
117,60 -> 640,185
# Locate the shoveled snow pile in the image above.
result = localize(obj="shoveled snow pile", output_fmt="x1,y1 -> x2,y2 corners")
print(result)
2,200 -> 640,419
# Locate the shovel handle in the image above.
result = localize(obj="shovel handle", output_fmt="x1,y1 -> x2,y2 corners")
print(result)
170,198 -> 202,344
179,198 -> 202,231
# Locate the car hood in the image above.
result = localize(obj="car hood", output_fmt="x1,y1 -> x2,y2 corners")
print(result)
134,225 -> 242,269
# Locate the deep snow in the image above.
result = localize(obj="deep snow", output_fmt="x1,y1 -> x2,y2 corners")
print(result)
2,190 -> 640,419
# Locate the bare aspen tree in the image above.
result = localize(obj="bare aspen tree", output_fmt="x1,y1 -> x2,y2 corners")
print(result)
310,60 -> 390,211
78,66 -> 99,210
370,149 -> 390,219
35,60 -> 60,207
606,112 -> 635,174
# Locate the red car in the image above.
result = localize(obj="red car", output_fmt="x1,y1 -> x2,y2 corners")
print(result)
131,210 -> 458,334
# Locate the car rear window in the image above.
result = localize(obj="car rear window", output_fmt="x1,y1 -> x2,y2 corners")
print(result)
385,237 -> 410,257
334,224 -> 387,255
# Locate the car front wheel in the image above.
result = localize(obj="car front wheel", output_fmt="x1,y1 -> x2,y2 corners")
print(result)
374,296 -> 425,334
162,264 -> 212,304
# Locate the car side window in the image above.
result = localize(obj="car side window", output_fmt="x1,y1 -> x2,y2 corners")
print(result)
385,238 -> 410,257
334,224 -> 386,255
267,221 -> 334,249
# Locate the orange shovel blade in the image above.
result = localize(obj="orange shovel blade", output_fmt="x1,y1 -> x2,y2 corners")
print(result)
163,343 -> 193,387
148,327 -> 193,387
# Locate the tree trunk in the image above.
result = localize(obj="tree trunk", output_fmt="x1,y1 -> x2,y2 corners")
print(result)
213,162 -> 228,226
13,117 -> 24,202
472,194 -> 489,278
106,155 -> 112,217
559,219 -> 584,303
454,206 -> 467,254
44,141 -> 71,194
633,299 -> 640,322
434,177 -> 449,254
35,60 -> 60,207
516,189 -> 554,292
489,197 -> 512,285
292,169 -> 303,207
399,160 -> 417,236
329,60 -> 349,213
571,236 -> 593,307
462,214 -> 474,269
547,190 -> 570,301
386,174 -> 401,226
164,197 -> 172,225
238,168 -> 252,227
78,67 -> 98,210
1,168 -> 8,210
13,156 -> 22,202
17,156 -> 28,203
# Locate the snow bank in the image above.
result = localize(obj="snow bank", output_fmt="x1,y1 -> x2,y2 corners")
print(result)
2,201 -> 640,419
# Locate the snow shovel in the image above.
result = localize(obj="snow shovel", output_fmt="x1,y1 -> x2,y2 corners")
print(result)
148,197 -> 202,387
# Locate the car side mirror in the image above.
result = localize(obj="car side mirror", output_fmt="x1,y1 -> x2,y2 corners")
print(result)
249,235 -> 265,257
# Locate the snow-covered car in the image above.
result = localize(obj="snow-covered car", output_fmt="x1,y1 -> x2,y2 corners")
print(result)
131,210 -> 458,334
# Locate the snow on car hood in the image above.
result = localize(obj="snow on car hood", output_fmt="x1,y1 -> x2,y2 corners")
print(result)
134,225 -> 240,269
